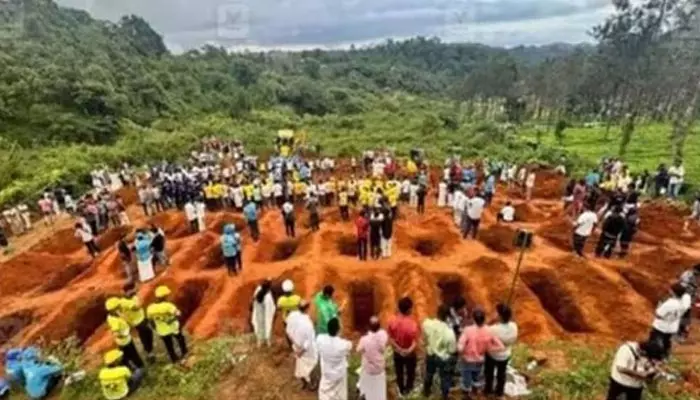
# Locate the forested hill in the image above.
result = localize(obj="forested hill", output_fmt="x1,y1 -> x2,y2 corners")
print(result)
0,0 -> 584,147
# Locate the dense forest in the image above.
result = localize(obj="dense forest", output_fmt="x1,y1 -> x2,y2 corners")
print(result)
0,0 -> 698,204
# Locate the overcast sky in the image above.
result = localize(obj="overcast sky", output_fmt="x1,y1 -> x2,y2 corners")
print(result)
56,0 -> 616,52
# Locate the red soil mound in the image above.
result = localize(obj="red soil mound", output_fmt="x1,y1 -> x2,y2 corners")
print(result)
0,172 -> 697,354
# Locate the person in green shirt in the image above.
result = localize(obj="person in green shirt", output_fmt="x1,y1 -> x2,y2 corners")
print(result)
422,305 -> 457,400
314,285 -> 339,334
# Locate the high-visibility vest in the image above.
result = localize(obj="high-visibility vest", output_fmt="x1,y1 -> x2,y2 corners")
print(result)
107,315 -> 132,346
99,366 -> 131,400
120,296 -> 145,327
146,301 -> 181,336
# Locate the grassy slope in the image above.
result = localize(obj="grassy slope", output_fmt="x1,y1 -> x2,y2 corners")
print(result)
521,123 -> 700,186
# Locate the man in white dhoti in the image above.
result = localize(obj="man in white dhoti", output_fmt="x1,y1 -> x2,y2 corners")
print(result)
437,181 -> 447,208
286,301 -> 318,391
251,279 -> 276,347
195,197 -> 206,232
452,189 -> 466,227
357,316 -> 388,400
317,318 -> 352,400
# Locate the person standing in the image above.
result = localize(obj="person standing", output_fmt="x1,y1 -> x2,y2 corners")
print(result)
525,170 -> 536,201
463,192 -> 485,239
437,180 -> 448,208
282,199 -> 296,238
595,205 -> 625,258
380,207 -> 393,259
221,224 -> 242,275
416,183 -> 427,215
314,285 -> 340,335
146,286 -> 188,363
133,231 -> 155,283
678,265 -> 700,340
619,207 -> 639,258
316,318 -> 352,400
307,195 -> 321,232
251,280 -> 276,347
668,160 -> 685,199
150,224 -> 169,267
483,175 -> 496,206
184,199 -> 197,233
195,197 -> 206,233
357,316 -> 388,400
484,304 -> 518,398
243,201 -> 260,242
286,300 -> 317,391
117,234 -> 134,283
422,305 -> 456,400
338,188 -> 350,221
105,297 -> 144,370
120,284 -> 154,363
457,308 -> 504,399
356,211 -> 369,261
388,297 -> 419,397
606,340 -> 663,400
650,283 -> 686,358
75,222 -> 100,259
572,203 -> 598,257
369,208 -> 384,260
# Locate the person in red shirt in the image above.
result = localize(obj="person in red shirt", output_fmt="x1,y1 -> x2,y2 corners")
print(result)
388,297 -> 419,397
355,211 -> 369,261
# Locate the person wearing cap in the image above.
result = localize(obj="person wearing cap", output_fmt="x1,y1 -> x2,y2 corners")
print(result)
146,286 -> 188,363
606,340 -> 664,400
221,224 -> 242,275
285,300 -> 318,391
99,349 -> 144,400
133,230 -> 155,283
120,283 -> 154,362
106,297 -> 144,370
277,280 -> 301,319
357,316 -> 388,400
251,279 -> 276,347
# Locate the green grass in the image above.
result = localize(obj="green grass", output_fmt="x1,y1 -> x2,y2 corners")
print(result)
521,122 -> 700,186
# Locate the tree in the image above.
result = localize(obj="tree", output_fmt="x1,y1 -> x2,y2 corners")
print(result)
421,114 -> 441,136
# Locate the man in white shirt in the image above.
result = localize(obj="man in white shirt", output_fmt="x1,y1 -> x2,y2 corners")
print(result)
525,171 -> 536,201
273,181 -> 284,208
317,318 -> 352,400
462,192 -> 486,239
282,200 -> 296,238
572,204 -> 598,257
498,201 -> 515,223
437,181 -> 448,208
400,179 -> 411,203
668,160 -> 685,199
286,301 -> 318,391
184,199 -> 198,233
74,222 -> 99,258
650,283 -> 687,358
606,340 -> 663,400
452,189 -> 466,227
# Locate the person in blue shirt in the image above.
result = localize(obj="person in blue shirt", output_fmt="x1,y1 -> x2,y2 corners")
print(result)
483,174 -> 496,206
20,348 -> 63,399
585,169 -> 601,187
134,231 -> 155,282
243,201 -> 260,242
221,224 -> 242,275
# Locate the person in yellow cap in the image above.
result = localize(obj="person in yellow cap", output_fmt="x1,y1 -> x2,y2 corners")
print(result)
146,286 -> 188,363
105,297 -> 144,370
120,283 -> 154,363
99,349 -> 144,400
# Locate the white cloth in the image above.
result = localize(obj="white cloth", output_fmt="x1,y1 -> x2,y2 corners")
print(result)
317,334 -> 352,400
282,202 -> 294,216
652,297 -> 685,334
184,203 -> 196,221
75,227 -> 94,243
251,288 -> 276,343
466,197 -> 485,220
273,183 -> 284,197
358,371 -> 386,400
195,202 -> 206,232
575,211 -> 598,237
488,322 -> 518,361
286,311 -> 318,380
669,165 -> 685,185
380,237 -> 392,258
136,258 -> 155,282
525,173 -> 536,188
500,206 -> 515,222
232,187 -> 244,208
610,342 -> 648,388
437,182 -> 447,207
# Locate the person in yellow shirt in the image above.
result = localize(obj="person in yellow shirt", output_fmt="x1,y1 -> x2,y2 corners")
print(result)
277,279 -> 301,348
99,349 -> 144,400
338,187 -> 350,221
347,177 -> 358,206
294,181 -> 306,204
244,182 -> 255,203
120,284 -> 154,363
105,297 -> 144,370
146,286 -> 188,363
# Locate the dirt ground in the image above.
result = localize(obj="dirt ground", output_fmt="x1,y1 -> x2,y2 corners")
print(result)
1,171 -> 700,397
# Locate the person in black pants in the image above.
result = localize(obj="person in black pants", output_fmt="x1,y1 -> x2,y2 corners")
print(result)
595,205 -> 625,258
389,297 -> 418,397
605,340 -> 664,400
369,208 -> 383,260
484,304 -> 518,398
619,207 -> 639,258
282,200 -> 295,238
356,211 -> 369,261
416,183 -> 427,214
649,283 -> 686,359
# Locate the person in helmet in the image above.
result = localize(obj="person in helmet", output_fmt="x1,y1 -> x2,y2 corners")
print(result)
99,349 -> 144,400
146,286 -> 188,363
133,230 -> 155,283
120,283 -> 154,362
106,297 -> 144,370
221,224 -> 242,275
